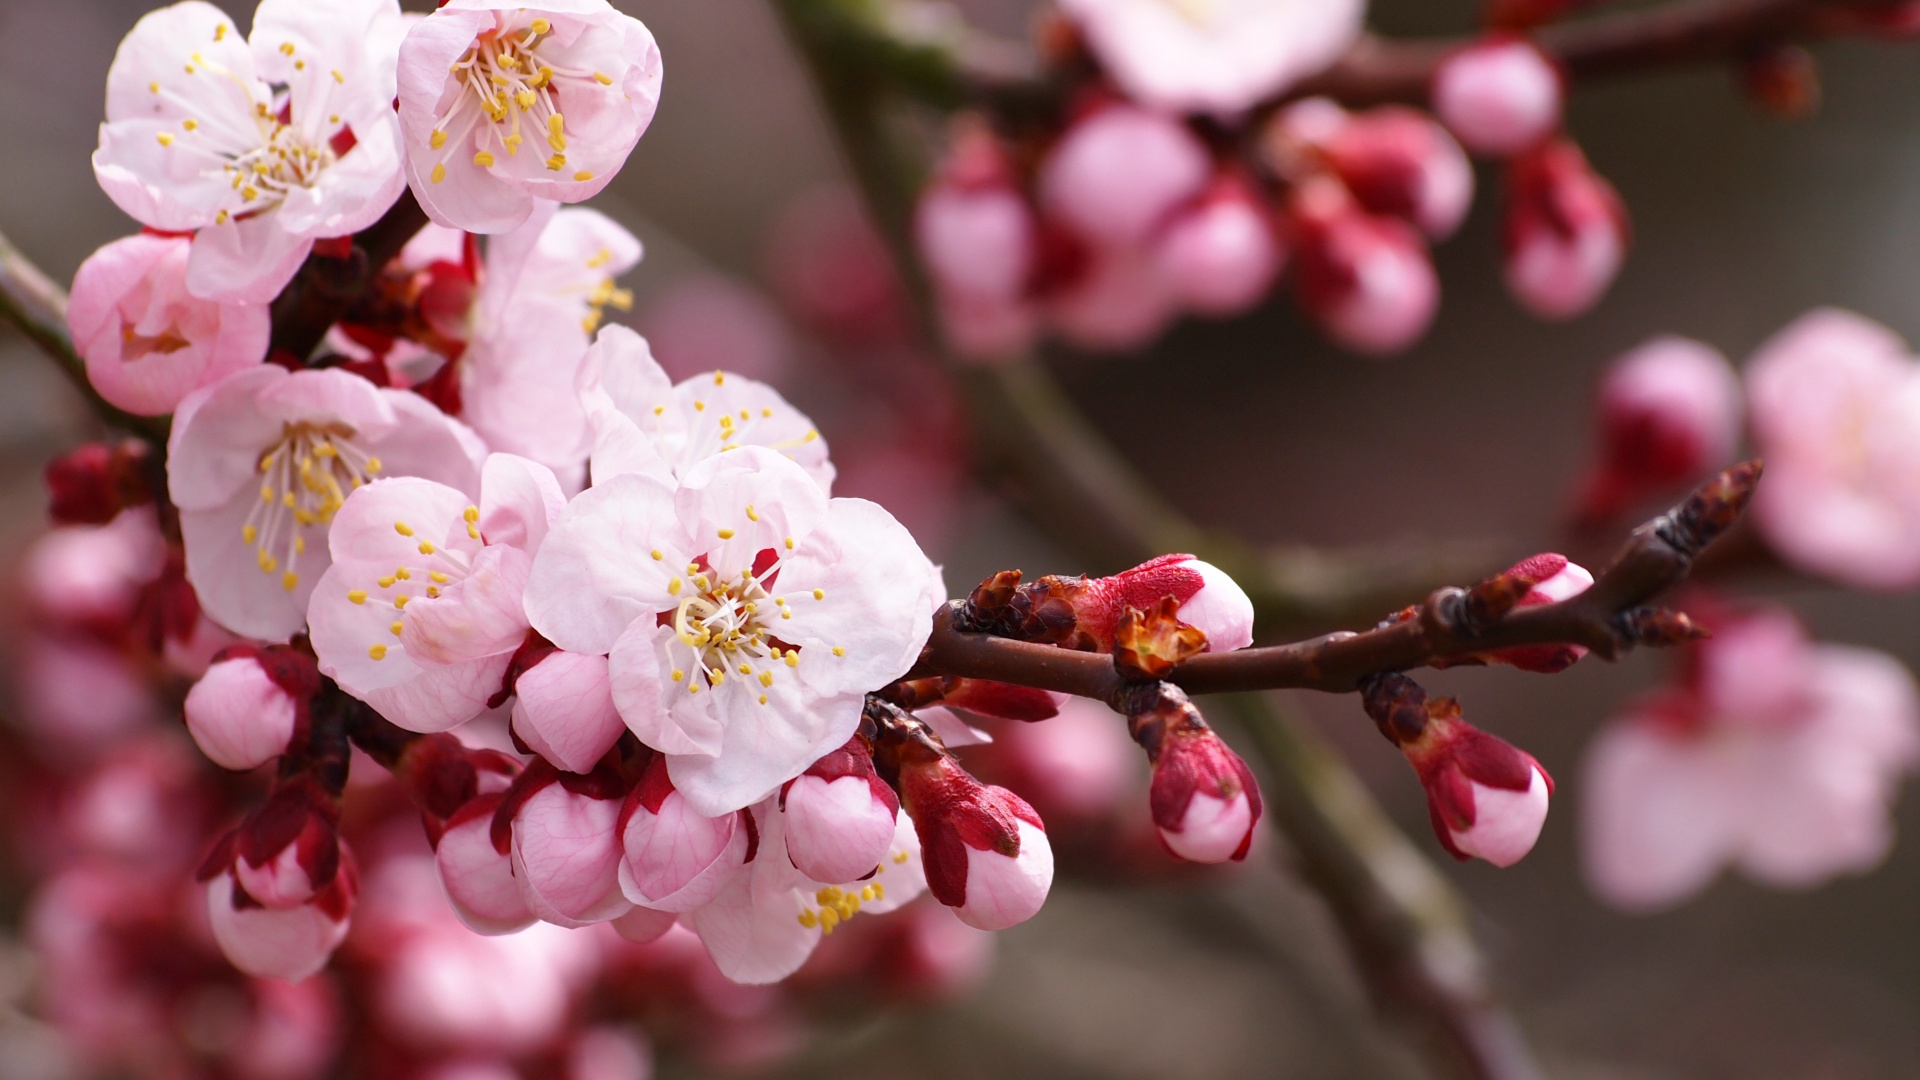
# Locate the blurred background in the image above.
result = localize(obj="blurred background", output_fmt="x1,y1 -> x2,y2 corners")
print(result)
4,0 -> 1920,1076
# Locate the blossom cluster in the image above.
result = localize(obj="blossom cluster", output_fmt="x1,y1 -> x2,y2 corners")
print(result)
914,3 -> 1631,359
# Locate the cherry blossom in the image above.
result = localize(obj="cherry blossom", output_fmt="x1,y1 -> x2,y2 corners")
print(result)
618,756 -> 751,913
1744,308 -> 1920,589
1290,176 -> 1439,355
68,233 -> 269,415
576,325 -> 835,491
397,0 -> 664,233
1503,139 -> 1629,320
1582,606 -> 1920,910
308,453 -> 563,733
1038,105 -> 1210,251
183,647 -> 311,771
1047,247 -> 1180,353
526,447 -> 940,815
779,737 -> 900,885
1431,38 -> 1564,157
93,0 -> 409,302
167,366 -> 486,641
1154,175 -> 1285,317
1057,0 -> 1364,116
1574,335 -> 1742,526
206,852 -> 358,981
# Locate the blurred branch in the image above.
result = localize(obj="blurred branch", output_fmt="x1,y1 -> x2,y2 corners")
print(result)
0,228 -> 168,442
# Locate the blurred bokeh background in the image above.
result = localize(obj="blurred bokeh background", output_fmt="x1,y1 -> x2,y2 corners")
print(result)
5,0 -> 1920,1076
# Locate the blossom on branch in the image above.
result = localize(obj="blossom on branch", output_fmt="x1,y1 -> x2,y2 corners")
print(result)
1431,37 -> 1564,157
168,366 -> 485,641
396,0 -> 663,233
308,453 -> 563,733
69,233 -> 269,415
527,446 -> 941,815
93,0 -> 409,302
1581,603 -> 1920,910
1503,139 -> 1629,320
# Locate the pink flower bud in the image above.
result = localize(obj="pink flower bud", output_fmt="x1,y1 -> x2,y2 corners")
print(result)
1414,708 -> 1552,866
782,738 -> 900,884
1047,247 -> 1178,353
184,654 -> 300,771
618,756 -> 748,912
1060,554 -> 1256,654
206,855 -> 357,982
66,234 -> 269,416
1485,552 -> 1595,673
1319,107 -> 1475,240
236,837 -> 324,911
512,650 -> 627,775
1038,106 -> 1211,250
1431,38 -> 1563,157
1290,178 -> 1439,355
23,511 -> 162,629
1154,175 -> 1284,317
436,795 -> 536,935
899,757 -> 1054,930
1148,724 -> 1262,863
1574,336 -> 1742,525
1503,139 -> 1629,320
511,775 -> 633,927
916,128 -> 1035,305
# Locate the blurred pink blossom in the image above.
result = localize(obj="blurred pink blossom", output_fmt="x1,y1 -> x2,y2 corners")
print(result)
1290,177 -> 1439,355
1039,106 -> 1210,251
1574,335 -> 1743,527
1432,38 -> 1564,157
1503,139 -> 1629,320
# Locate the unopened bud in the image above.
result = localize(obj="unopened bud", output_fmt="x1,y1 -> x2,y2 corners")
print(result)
917,120 -> 1036,306
1362,673 -> 1553,866
506,760 -> 633,927
435,793 -> 536,935
1478,553 -> 1595,674
896,754 -> 1053,931
1290,177 -> 1440,355
617,754 -> 748,912
1153,174 -> 1284,317
1503,139 -> 1629,320
783,737 -> 900,885
1574,336 -> 1742,527
1318,107 -> 1475,240
1038,105 -> 1211,250
1124,683 -> 1262,863
512,649 -> 626,774
206,851 -> 357,982
1432,38 -> 1563,156
185,647 -> 315,771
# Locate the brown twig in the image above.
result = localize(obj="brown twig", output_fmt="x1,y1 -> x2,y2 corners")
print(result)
909,461 -> 1759,702
268,191 -> 430,361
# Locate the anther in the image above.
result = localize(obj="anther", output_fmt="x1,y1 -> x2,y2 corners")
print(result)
348,590 -> 367,605
395,522 -> 414,536
717,528 -> 735,540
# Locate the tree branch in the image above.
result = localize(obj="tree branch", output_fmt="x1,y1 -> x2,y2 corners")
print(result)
909,462 -> 1758,703
268,191 -> 429,361
0,228 -> 168,442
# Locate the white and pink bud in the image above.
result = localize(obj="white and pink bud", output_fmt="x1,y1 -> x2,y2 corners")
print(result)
1316,107 -> 1475,240
184,647 -> 317,772
1484,553 -> 1595,673
617,754 -> 748,912
507,765 -> 633,927
781,737 -> 900,885
435,794 -> 536,935
1574,337 -> 1743,526
1289,177 -> 1440,355
1062,553 -> 1256,654
1038,105 -> 1211,250
1364,673 -> 1553,867
1046,246 -> 1179,353
1153,173 -> 1285,317
512,649 -> 627,774
916,124 -> 1036,306
1503,139 -> 1629,320
898,756 -> 1054,931
206,849 -> 358,982
1431,38 -> 1564,157
1146,723 -> 1262,863
200,773 -> 344,915
67,233 -> 269,416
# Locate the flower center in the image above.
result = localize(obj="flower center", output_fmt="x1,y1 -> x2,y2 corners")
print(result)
425,18 -> 614,185
795,852 -> 909,931
355,507 -> 483,662
121,323 -> 191,360
1155,0 -> 1222,28
243,423 -> 383,593
667,562 -> 791,705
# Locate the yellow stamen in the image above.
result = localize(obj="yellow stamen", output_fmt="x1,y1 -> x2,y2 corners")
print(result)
369,644 -> 387,660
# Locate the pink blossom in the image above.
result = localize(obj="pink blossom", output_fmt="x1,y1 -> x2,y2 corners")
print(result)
1154,175 -> 1284,317
1503,139 -> 1629,320
1148,723 -> 1262,863
93,0 -> 409,302
511,776 -> 633,927
1057,0 -> 1363,116
1290,177 -> 1439,355
1373,683 -> 1555,867
1479,552 -> 1594,673
618,755 -> 750,912
575,325 -> 835,492
526,447 -> 940,815
983,697 -> 1141,822
463,205 -> 644,485
397,1 -> 663,233
916,144 -> 1035,307
1431,38 -> 1564,157
1048,246 -> 1179,353
435,796 -> 536,934
184,653 -> 300,771
638,273 -> 794,384
1582,606 -> 1920,909
207,856 -> 357,982
22,509 -> 164,629
1744,308 -> 1920,588
308,453 -> 559,732
16,636 -> 162,759
1038,106 -> 1210,251
780,737 -> 899,885
168,366 -> 485,640
514,650 -> 626,774
1315,106 -> 1476,240
1574,336 -> 1743,526
68,234 -> 268,415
